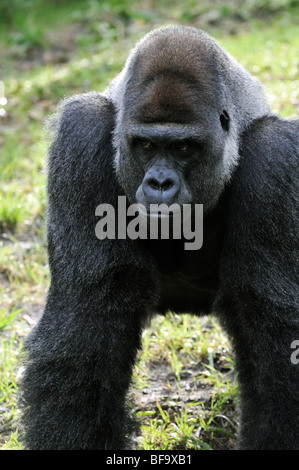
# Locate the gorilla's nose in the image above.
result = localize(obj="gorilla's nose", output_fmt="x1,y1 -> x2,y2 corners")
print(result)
142,168 -> 180,205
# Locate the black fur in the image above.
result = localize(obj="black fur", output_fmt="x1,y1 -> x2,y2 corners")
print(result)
216,116 -> 299,449
20,26 -> 299,450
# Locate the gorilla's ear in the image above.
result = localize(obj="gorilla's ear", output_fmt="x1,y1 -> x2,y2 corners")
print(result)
220,110 -> 230,132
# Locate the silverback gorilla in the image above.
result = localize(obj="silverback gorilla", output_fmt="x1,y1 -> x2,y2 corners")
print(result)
21,26 -> 299,450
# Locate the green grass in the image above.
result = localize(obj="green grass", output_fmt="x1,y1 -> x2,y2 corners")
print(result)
134,314 -> 237,449
0,0 -> 298,450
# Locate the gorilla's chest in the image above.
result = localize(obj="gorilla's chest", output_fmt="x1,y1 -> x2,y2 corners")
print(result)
158,269 -> 219,315
147,240 -> 220,315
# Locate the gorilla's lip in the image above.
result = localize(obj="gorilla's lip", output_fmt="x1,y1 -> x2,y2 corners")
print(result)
136,203 -> 192,221
136,203 -> 179,218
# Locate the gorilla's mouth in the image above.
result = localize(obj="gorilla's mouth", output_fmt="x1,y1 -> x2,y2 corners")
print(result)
136,203 -> 195,224
131,201 -> 203,250
136,203 -> 179,219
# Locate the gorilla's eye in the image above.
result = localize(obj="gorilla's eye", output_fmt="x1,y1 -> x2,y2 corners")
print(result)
139,140 -> 153,149
133,139 -> 156,154
170,141 -> 191,153
176,141 -> 189,152
220,110 -> 230,131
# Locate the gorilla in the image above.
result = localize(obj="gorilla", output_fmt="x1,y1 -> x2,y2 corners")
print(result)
20,26 -> 299,450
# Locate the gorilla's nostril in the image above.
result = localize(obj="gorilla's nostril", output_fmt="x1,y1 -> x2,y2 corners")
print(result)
148,178 -> 174,191
161,179 -> 174,191
148,178 -> 161,191
142,170 -> 180,205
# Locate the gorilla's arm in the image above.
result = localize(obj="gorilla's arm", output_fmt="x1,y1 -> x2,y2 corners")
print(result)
21,93 -> 159,450
216,116 -> 299,449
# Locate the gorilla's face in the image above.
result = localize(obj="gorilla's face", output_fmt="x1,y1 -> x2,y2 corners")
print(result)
113,28 -> 239,215
114,103 -> 232,215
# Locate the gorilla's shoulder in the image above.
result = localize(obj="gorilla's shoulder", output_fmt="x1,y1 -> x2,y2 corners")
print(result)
57,92 -> 113,118
240,114 -> 299,164
231,115 -> 298,233
47,92 -> 115,161
238,115 -> 299,184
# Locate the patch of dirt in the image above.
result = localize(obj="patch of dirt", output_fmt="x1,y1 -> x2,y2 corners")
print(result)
21,303 -> 44,328
133,359 -> 238,450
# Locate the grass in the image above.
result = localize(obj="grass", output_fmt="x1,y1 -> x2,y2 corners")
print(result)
133,314 -> 238,449
0,0 -> 298,450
